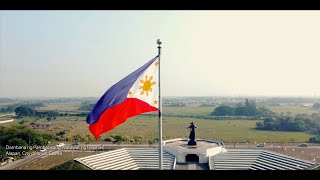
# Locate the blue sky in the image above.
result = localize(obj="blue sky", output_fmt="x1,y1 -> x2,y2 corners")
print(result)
1,11 -> 320,97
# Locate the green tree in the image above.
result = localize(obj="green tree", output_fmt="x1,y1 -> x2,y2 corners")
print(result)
309,137 -> 320,143
72,134 -> 85,142
256,121 -> 264,129
133,136 -> 142,143
257,107 -> 276,117
211,106 -> 234,116
15,106 -> 35,117
245,99 -> 257,116
292,120 -> 306,131
104,137 -> 114,142
79,102 -> 96,111
112,135 -> 127,144
8,138 -> 28,153
42,133 -> 55,141
56,130 -> 66,136
234,106 -> 248,116
262,118 -> 277,130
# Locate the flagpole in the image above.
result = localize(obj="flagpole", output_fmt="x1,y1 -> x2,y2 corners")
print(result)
157,39 -> 163,170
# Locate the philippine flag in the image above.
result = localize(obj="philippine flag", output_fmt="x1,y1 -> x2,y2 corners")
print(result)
87,56 -> 159,140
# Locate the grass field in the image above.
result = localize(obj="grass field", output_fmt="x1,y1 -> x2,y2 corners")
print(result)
161,106 -> 214,116
1,101 -> 318,170
39,103 -> 215,115
2,104 -> 315,143
0,117 -> 13,121
38,102 -> 82,112
66,116 -> 312,143
162,104 -> 320,117
0,102 -> 18,107
268,105 -> 320,116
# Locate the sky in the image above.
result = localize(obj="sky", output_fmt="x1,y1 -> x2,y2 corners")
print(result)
1,10 -> 320,98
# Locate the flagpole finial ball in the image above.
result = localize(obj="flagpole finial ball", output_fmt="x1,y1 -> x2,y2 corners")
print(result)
157,39 -> 162,45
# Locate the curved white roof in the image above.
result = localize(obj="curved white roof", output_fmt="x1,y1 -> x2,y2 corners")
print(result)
209,149 -> 318,170
75,148 -> 176,170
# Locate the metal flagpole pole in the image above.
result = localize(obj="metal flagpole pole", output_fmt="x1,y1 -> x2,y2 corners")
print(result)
157,39 -> 163,170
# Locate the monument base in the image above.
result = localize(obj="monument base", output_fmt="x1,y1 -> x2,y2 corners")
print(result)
163,138 -> 226,163
188,140 -> 197,146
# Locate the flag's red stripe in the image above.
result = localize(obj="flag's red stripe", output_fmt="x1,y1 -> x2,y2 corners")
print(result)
89,98 -> 158,140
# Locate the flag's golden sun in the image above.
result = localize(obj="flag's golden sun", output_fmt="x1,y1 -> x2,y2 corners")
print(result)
139,75 -> 156,96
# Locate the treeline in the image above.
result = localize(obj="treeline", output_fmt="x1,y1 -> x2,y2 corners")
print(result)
256,116 -> 319,132
78,101 -> 95,111
54,130 -> 89,142
0,125 -> 55,158
163,103 -> 186,107
211,99 -> 276,117
256,114 -> 320,143
0,103 -> 45,113
15,106 -> 59,120
309,137 -> 320,143
141,113 -> 262,120
14,106 -> 89,120
3,102 -> 90,119
104,135 -> 157,144
263,97 -> 319,104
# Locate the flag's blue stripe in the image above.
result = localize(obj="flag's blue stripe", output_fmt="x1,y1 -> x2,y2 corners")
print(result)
86,56 -> 158,125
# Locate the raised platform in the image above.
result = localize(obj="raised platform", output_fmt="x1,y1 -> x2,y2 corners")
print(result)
163,138 -> 226,163
74,139 -> 319,170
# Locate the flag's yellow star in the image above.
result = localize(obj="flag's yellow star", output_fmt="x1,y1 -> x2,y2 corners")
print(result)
153,100 -> 158,105
155,61 -> 159,67
139,75 -> 156,96
128,91 -> 132,95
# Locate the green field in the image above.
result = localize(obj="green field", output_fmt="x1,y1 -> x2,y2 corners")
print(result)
2,104 -> 315,143
38,102 -> 82,112
2,98 -> 318,170
39,103 -> 215,116
29,103 -> 320,118
161,106 -> 214,116
104,116 -> 312,143
64,115 -> 312,143
268,105 -> 320,116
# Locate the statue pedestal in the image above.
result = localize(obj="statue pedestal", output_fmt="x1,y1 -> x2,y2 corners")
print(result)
188,140 -> 197,146
163,138 -> 226,163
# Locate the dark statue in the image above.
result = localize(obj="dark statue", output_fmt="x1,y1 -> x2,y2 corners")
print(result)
188,122 -> 197,145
